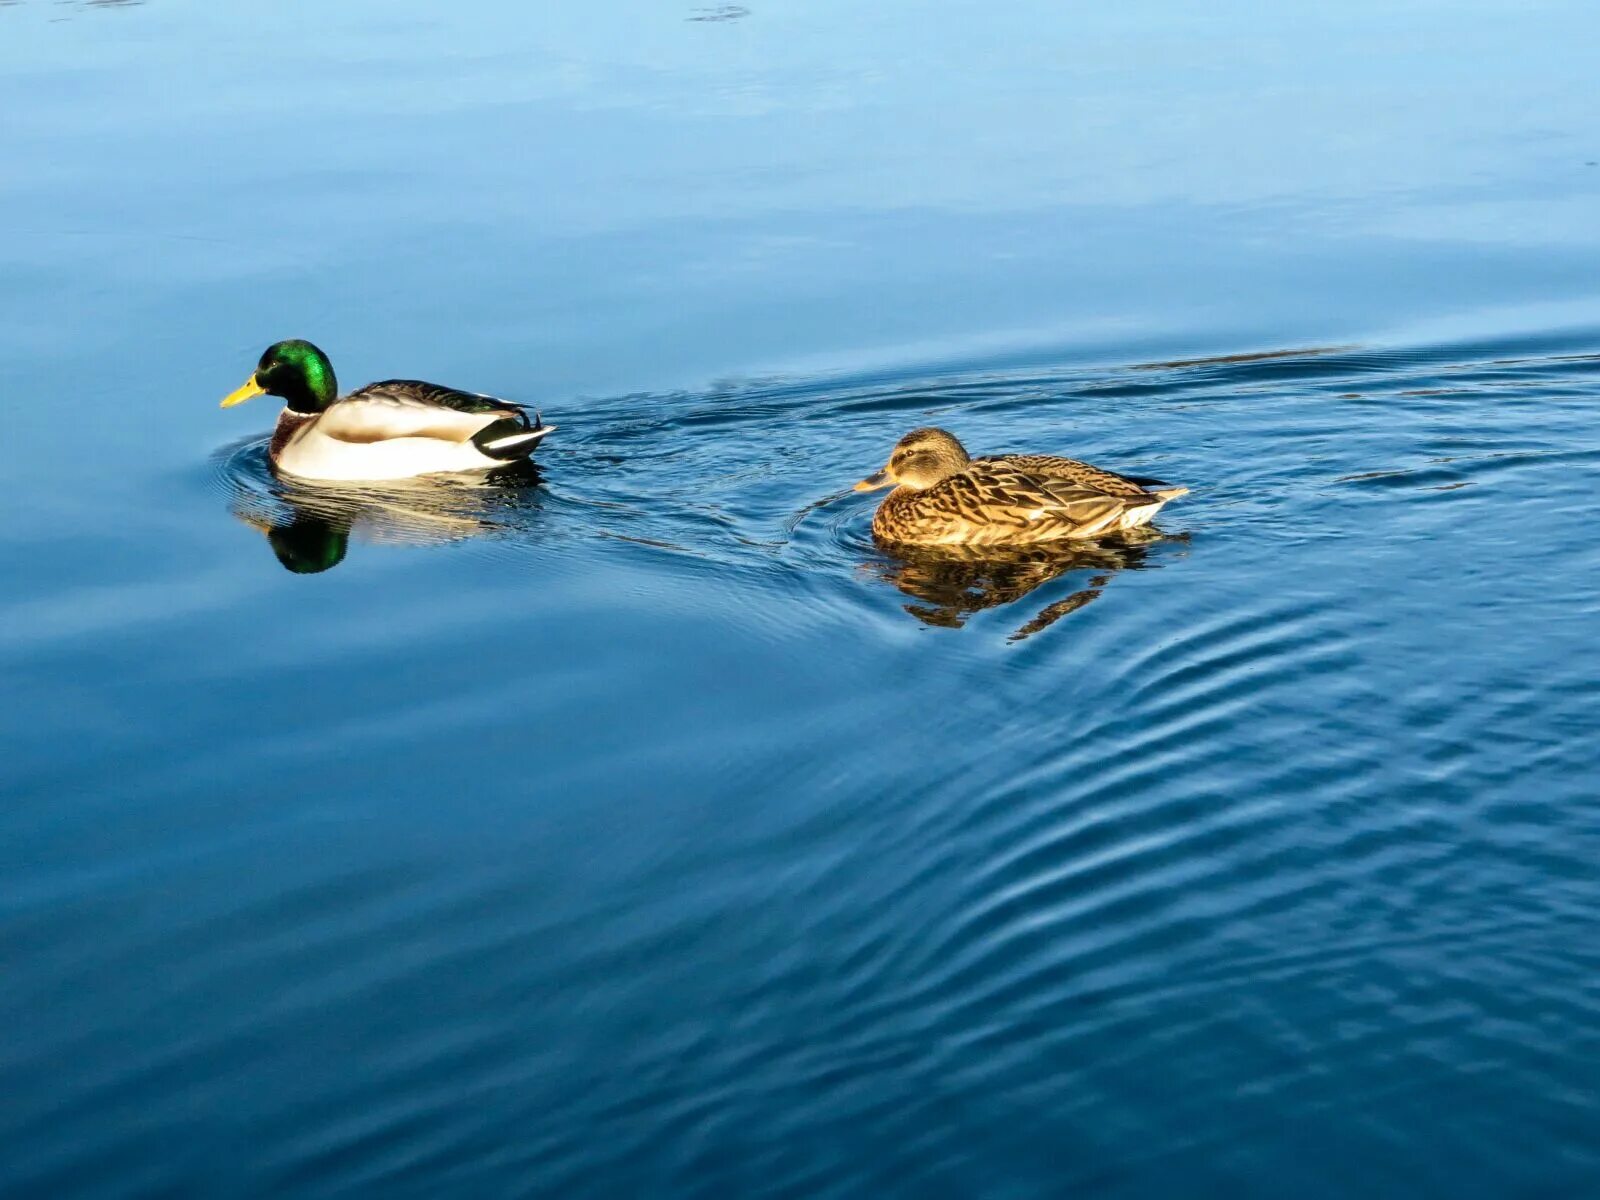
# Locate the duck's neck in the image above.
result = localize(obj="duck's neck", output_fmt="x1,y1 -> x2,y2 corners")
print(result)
281,375 -> 334,415
270,409 -> 316,459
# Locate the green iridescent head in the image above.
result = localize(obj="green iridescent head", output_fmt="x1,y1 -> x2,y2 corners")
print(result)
221,339 -> 338,414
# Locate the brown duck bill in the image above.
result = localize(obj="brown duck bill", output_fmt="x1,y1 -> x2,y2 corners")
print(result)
854,470 -> 893,492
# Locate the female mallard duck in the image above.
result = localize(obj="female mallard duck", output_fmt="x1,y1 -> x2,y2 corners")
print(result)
854,427 -> 1187,546
220,339 -> 554,481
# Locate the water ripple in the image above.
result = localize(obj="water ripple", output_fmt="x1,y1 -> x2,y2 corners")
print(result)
13,331 -> 1600,1195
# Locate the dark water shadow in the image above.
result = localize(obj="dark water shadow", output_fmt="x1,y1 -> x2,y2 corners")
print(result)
869,530 -> 1185,641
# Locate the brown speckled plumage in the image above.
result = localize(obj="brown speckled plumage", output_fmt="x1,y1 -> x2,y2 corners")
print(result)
971,454 -> 1154,497
857,428 -> 1187,547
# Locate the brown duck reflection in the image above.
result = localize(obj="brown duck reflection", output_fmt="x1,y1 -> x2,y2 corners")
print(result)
871,530 -> 1182,639
230,462 -> 542,574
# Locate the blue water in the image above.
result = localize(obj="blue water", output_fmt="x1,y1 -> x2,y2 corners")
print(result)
3,2 -> 1600,1196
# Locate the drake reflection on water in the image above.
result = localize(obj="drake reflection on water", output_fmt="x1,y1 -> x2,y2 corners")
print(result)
223,448 -> 544,574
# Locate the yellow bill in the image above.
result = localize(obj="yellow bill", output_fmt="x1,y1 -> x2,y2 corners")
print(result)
221,375 -> 266,408
854,469 -> 892,492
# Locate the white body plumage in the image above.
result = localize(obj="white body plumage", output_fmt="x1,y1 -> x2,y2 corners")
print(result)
270,387 -> 554,482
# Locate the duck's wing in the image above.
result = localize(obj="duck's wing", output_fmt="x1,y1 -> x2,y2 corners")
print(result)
953,464 -> 1160,537
976,454 -> 1161,497
316,380 -> 544,447
350,380 -> 530,415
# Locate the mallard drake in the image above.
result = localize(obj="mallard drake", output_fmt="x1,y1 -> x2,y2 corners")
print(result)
220,340 -> 554,481
854,427 -> 1187,546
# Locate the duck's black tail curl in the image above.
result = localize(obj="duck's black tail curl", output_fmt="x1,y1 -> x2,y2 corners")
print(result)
473,410 -> 556,461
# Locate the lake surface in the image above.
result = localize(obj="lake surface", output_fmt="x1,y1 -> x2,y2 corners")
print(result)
3,2 -> 1599,1196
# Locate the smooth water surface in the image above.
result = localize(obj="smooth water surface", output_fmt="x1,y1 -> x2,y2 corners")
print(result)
3,2 -> 1599,1196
